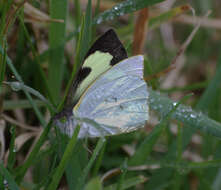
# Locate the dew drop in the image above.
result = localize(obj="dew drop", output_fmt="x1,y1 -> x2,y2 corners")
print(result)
149,98 -> 154,103
3,179 -> 9,190
10,82 -> 21,91
190,113 -> 197,119
96,17 -> 103,24
13,145 -> 18,153
3,179 -> 8,185
177,166 -> 190,175
173,102 -> 178,106
10,127 -> 15,134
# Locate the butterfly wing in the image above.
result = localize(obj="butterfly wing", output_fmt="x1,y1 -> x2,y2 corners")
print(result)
56,55 -> 149,138
71,29 -> 128,103
84,29 -> 128,65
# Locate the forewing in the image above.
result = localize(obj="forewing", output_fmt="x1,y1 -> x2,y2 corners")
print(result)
71,29 -> 128,104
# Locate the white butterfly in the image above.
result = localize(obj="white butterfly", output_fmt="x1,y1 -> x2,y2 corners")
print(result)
54,54 -> 149,138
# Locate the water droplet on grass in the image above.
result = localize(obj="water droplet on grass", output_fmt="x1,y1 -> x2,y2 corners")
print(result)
190,113 -> 197,119
173,102 -> 178,106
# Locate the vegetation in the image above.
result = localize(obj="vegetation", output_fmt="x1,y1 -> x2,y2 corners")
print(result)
1,0 -> 221,189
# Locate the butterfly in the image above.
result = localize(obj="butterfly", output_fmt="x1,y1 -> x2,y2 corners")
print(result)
54,29 -> 149,138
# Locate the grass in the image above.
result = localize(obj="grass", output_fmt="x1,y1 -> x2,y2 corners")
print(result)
1,0 -> 221,189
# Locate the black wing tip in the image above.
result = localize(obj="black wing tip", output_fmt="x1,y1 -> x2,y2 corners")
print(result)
84,29 -> 128,63
103,28 -> 117,37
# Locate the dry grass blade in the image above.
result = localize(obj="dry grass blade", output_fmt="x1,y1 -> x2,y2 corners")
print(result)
4,132 -> 39,165
23,2 -> 64,23
144,65 -> 176,81
24,129 -> 43,161
0,119 -> 6,160
3,0 -> 28,36
101,165 -> 159,182
132,8 -> 149,55
145,11 -> 211,83
174,14 -> 221,30
2,114 -> 40,132
171,10 -> 211,66
128,164 -> 160,171
81,0 -> 115,12
101,168 -> 122,182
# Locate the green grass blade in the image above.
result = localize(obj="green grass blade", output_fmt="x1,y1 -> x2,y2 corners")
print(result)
65,141 -> 88,189
0,0 -> 20,40
4,81 -> 55,112
73,0 -> 92,72
60,0 -> 92,109
0,2 -> 8,39
93,0 -> 165,25
129,122 -> 165,166
129,94 -> 189,166
14,22 -> 25,72
92,139 -> 107,177
76,138 -> 106,190
104,176 -> 146,190
149,5 -> 190,30
116,159 -> 128,190
149,89 -> 221,138
3,99 -> 45,110
196,56 -> 221,111
0,173 -> 3,190
188,159 -> 221,168
0,1 -> 8,87
159,81 -> 208,93
92,0 -> 101,39
213,169 -> 221,190
58,16 -> 85,110
147,50 -> 221,189
49,0 -> 68,104
94,0 -> 101,17
74,16 -> 85,72
7,126 -> 16,171
172,123 -> 183,190
0,40 -> 6,86
46,125 -> 80,190
80,0 -> 92,63
172,172 -> 182,190
176,123 -> 183,162
145,159 -> 221,170
85,177 -> 102,190
197,51 -> 221,188
74,0 -> 81,31
18,15 -> 54,106
0,162 -> 20,190
144,56 -> 159,89
0,46 -> 46,127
